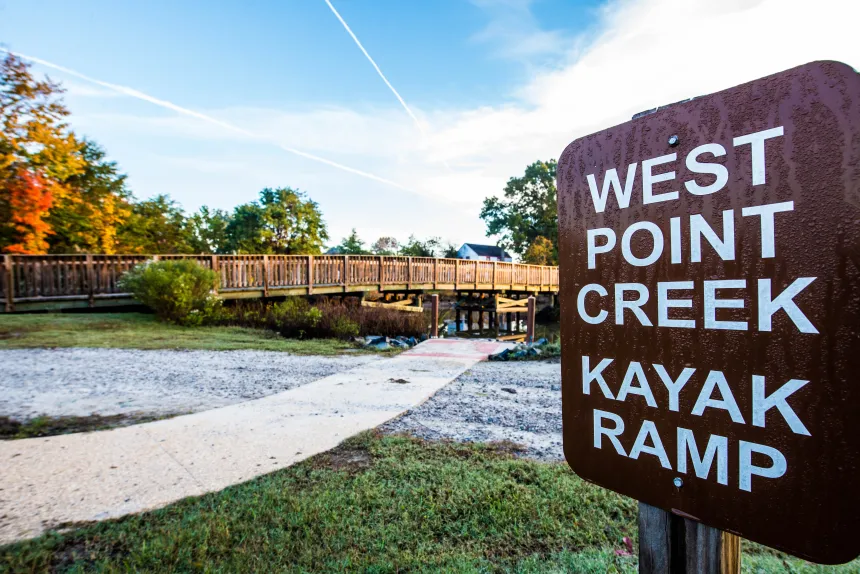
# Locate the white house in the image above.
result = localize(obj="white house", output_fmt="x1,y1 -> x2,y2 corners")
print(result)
457,243 -> 513,262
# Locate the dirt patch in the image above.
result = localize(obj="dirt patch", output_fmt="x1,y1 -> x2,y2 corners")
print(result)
312,448 -> 372,472
0,413 -> 180,440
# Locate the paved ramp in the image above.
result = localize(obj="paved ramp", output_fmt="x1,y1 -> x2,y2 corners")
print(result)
0,339 -> 503,545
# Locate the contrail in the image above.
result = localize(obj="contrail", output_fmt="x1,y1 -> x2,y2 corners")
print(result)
322,0 -> 437,146
1,48 -> 417,193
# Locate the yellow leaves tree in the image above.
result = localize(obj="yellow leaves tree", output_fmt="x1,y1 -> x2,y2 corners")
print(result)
523,236 -> 556,265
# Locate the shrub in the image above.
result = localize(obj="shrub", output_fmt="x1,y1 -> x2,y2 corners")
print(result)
272,298 -> 325,339
212,297 -> 427,339
120,259 -> 219,324
329,315 -> 360,339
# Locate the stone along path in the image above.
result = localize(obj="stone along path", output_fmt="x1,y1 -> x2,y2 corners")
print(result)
0,339 -> 504,545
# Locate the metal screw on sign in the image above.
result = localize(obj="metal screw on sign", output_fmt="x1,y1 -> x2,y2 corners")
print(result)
668,134 -> 680,147
673,477 -> 683,488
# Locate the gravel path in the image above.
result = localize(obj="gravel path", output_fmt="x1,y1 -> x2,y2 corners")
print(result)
0,349 -> 381,421
382,358 -> 563,460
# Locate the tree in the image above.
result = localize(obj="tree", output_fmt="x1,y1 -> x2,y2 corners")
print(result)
442,241 -> 459,258
337,228 -> 369,254
47,140 -> 132,254
117,195 -> 193,253
399,235 -> 441,257
523,235 -> 554,265
479,159 -> 558,264
225,188 -> 328,254
186,206 -> 230,254
1,166 -> 51,253
371,236 -> 399,255
1,52 -> 85,253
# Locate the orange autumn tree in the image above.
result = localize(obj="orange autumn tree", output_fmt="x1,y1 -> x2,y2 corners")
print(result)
2,166 -> 51,253
0,52 -> 85,253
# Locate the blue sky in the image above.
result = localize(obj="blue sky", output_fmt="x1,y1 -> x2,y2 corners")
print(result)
1,0 -> 858,250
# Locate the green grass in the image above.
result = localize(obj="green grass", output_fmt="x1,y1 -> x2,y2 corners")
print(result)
0,313 -> 390,355
0,414 -> 182,440
0,433 -> 638,573
1,433 -> 852,573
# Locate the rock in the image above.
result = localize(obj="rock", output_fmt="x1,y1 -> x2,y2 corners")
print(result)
388,378 -> 411,384
501,387 -> 517,394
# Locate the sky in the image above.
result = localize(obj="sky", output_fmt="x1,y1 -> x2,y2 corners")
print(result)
1,0 -> 859,250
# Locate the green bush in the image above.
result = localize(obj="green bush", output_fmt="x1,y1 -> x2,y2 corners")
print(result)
329,315 -> 360,339
120,259 -> 219,325
271,298 -> 324,338
212,297 -> 426,339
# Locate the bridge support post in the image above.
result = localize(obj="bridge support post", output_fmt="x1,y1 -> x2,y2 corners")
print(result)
515,294 -> 521,332
431,294 -> 439,338
526,296 -> 536,343
455,309 -> 461,332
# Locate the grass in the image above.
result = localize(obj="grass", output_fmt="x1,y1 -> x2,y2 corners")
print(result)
1,433 -> 853,573
0,433 -> 638,573
0,414 -> 181,440
0,313 -> 394,355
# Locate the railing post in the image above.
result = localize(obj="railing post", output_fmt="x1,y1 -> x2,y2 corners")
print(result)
455,260 -> 460,290
492,261 -> 497,290
343,255 -> 349,292
431,293 -> 439,338
86,254 -> 95,307
4,254 -> 13,313
211,255 -> 219,294
379,255 -> 385,292
473,260 -> 478,287
407,256 -> 413,290
433,258 -> 438,289
262,255 -> 270,297
307,255 -> 314,295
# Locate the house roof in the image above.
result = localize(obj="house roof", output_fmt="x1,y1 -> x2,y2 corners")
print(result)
461,243 -> 510,258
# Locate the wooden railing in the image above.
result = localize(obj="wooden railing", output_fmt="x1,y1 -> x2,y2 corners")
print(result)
1,254 -> 559,312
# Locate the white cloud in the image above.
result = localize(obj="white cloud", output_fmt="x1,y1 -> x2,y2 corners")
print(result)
57,0 -> 860,245
470,0 -> 571,63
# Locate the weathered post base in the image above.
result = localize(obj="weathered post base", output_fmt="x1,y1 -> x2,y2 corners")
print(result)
638,503 -> 740,574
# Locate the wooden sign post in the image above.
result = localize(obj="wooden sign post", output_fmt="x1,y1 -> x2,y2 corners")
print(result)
556,61 -> 860,569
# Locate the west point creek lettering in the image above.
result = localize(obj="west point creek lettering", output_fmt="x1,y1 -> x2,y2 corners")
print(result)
576,126 -> 813,493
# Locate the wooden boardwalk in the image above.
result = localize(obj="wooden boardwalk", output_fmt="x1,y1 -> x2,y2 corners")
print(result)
1,254 -> 559,312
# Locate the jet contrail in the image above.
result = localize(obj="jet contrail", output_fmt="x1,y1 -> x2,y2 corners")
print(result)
1,48 -> 417,193
322,0 -> 434,143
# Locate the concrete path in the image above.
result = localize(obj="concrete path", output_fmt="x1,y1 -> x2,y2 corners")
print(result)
0,339 -> 503,545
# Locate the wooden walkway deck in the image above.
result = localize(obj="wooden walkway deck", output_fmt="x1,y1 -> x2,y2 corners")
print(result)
1,254 -> 559,312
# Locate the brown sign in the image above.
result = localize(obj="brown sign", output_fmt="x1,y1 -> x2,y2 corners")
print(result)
557,61 -> 860,565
